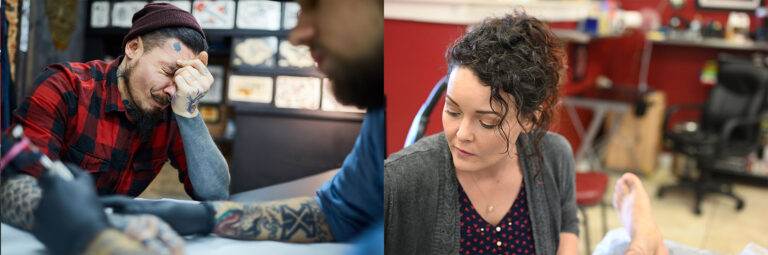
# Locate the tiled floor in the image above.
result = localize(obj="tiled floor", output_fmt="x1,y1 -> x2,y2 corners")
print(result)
578,168 -> 768,255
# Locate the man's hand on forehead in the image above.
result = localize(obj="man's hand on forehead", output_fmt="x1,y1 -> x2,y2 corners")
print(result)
175,51 -> 209,76
170,51 -> 213,118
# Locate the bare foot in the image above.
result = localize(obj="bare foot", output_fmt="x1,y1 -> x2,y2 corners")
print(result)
612,173 -> 668,255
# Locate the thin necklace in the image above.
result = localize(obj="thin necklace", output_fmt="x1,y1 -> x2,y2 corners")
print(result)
469,173 -> 498,213
467,153 -> 518,214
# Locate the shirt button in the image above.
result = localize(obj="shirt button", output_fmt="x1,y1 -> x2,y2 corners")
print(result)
496,241 -> 502,247
496,227 -> 501,232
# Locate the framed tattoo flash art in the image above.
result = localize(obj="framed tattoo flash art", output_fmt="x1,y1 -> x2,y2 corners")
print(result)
278,40 -> 315,69
321,79 -> 365,113
275,76 -> 321,110
90,1 -> 109,28
283,2 -> 300,30
236,0 -> 281,30
201,65 -> 225,104
228,75 -> 273,104
199,105 -> 221,123
192,0 -> 236,29
111,1 -> 146,28
231,37 -> 278,68
154,0 -> 192,12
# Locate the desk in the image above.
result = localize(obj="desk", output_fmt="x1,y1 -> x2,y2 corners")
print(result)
562,96 -> 632,170
649,37 -> 768,52
1,169 -> 352,255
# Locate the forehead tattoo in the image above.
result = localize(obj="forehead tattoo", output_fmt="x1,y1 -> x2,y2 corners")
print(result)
173,42 -> 181,53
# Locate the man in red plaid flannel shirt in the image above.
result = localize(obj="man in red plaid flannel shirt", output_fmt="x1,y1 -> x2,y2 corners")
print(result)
6,3 -> 229,200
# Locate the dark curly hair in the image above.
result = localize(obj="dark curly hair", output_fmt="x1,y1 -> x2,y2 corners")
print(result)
446,12 -> 565,173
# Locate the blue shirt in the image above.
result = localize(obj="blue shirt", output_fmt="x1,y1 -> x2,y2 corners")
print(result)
349,221 -> 384,255
315,106 -> 384,242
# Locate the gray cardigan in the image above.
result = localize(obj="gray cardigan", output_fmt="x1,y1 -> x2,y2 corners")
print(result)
384,132 -> 579,255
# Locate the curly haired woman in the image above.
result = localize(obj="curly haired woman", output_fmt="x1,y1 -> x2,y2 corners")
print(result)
384,13 -> 579,255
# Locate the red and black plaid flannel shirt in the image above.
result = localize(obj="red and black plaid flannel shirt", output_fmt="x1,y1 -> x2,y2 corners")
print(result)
10,56 -> 198,198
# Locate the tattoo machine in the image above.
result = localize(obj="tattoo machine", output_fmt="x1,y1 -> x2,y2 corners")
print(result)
0,125 -> 74,181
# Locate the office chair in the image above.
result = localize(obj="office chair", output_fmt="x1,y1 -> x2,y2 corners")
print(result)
404,76 -> 448,147
657,57 -> 768,215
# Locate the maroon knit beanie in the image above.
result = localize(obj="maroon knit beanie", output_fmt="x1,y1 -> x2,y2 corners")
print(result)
121,3 -> 205,49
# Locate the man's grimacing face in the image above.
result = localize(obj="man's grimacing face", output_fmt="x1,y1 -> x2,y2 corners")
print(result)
122,38 -> 198,116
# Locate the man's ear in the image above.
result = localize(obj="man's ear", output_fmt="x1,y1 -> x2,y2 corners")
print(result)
197,51 -> 209,65
124,37 -> 144,59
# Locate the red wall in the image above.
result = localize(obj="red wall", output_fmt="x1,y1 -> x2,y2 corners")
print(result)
384,21 -> 466,153
385,0 -> 766,155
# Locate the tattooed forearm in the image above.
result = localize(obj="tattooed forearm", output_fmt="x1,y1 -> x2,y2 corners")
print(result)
210,197 -> 334,242
0,174 -> 41,230
83,229 -> 156,255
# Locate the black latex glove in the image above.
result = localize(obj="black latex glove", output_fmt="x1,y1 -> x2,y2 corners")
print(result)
100,196 -> 215,236
31,163 -> 109,255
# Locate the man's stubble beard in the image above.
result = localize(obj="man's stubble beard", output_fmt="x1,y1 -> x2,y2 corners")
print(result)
119,60 -> 166,138
326,42 -> 384,110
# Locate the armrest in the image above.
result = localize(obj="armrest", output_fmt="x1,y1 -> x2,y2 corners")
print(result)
663,103 -> 703,133
720,117 -> 761,142
404,75 -> 448,147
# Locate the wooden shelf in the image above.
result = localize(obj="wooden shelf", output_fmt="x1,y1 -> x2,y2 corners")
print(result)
649,37 -> 768,51
230,102 -> 365,122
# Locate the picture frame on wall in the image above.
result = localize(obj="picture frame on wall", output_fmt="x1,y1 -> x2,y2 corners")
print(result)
275,76 -> 321,110
283,2 -> 300,30
236,0 -> 281,30
228,75 -> 274,104
201,65 -> 225,104
231,37 -> 278,68
199,105 -> 221,123
192,0 -> 236,29
112,1 -> 146,28
90,1 -> 110,28
697,0 -> 763,10
154,0 -> 192,12
278,40 -> 315,69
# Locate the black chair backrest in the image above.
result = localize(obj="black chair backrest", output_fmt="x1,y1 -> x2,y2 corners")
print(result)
701,60 -> 768,139
404,76 -> 448,147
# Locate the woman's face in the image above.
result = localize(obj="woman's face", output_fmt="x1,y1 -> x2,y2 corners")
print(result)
442,66 -> 525,173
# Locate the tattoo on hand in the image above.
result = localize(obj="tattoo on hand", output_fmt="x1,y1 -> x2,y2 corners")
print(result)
211,197 -> 334,242
186,91 -> 205,114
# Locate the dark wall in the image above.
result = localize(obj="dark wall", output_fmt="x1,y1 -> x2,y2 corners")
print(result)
230,105 -> 363,193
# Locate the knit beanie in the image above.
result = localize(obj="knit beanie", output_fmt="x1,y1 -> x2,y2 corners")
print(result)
121,3 -> 205,49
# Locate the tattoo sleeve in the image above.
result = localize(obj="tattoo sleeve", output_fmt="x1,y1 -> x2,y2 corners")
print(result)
0,174 -> 41,231
210,196 -> 334,242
